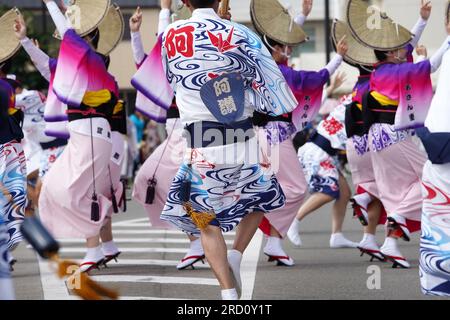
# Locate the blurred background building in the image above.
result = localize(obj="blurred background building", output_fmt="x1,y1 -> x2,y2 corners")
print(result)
2,0 -> 449,98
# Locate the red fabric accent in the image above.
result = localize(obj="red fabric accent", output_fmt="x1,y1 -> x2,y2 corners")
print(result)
360,248 -> 382,254
267,255 -> 290,260
66,109 -> 106,117
181,255 -> 204,262
384,254 -> 407,261
405,219 -> 421,233
165,26 -> 195,59
259,217 -> 271,236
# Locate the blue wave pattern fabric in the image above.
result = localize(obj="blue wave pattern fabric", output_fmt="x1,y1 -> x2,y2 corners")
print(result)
420,162 -> 450,296
0,216 -> 11,280
159,9 -> 294,235
162,162 -> 285,236
0,142 -> 27,250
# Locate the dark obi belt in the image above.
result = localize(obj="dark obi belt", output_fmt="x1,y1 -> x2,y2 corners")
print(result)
362,91 -> 397,131
345,101 -> 368,138
66,91 -> 117,123
309,131 -> 338,156
185,118 -> 254,148
252,111 -> 292,127
40,138 -> 68,150
416,127 -> 450,165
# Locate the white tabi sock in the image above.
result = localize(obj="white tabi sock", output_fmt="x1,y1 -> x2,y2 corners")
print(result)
102,241 -> 119,256
83,245 -> 104,263
264,236 -> 282,254
221,288 -> 238,300
189,238 -> 204,254
287,219 -> 302,246
382,236 -> 398,249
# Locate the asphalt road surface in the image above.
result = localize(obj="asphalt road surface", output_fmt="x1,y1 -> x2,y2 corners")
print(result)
10,193 -> 449,300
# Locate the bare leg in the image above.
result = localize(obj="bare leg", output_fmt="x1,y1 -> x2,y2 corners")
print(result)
187,234 -> 198,241
270,225 -> 281,238
25,171 -> 39,217
201,225 -> 234,289
296,193 -> 334,221
287,193 -> 334,246
364,199 -> 382,235
100,218 -> 113,243
86,236 -> 100,248
331,174 -> 351,234
232,212 -> 264,253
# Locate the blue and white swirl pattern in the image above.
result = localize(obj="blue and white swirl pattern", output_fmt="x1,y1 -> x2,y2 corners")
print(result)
163,18 -> 298,117
298,142 -> 340,199
0,217 -> 11,279
369,124 -> 411,152
0,142 -> 27,251
161,162 -> 285,236
420,172 -> 450,296
351,134 -> 370,156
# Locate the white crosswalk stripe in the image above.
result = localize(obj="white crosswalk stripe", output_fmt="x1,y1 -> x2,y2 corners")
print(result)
38,217 -> 262,300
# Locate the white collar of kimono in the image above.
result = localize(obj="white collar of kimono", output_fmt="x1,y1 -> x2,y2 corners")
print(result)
191,8 -> 220,19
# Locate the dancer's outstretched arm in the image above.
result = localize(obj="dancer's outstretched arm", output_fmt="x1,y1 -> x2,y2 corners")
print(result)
410,0 -> 431,48
14,14 -> 51,81
42,0 -> 71,38
294,0 -> 313,27
130,7 -> 146,65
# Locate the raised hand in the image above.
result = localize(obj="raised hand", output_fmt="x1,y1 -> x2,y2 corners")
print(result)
13,14 -> 27,40
302,0 -> 313,17
336,36 -> 348,57
331,71 -> 347,91
415,45 -> 428,57
130,7 -> 143,33
420,0 -> 432,20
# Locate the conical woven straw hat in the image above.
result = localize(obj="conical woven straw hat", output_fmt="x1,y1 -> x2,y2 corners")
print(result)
251,0 -> 307,46
0,8 -> 21,65
332,19 -> 377,66
347,0 -> 412,50
97,4 -> 124,56
55,0 -> 110,38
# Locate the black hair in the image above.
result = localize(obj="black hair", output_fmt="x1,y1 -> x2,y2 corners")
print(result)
262,35 -> 284,54
188,0 -> 216,9
97,53 -> 111,69
84,28 -> 101,50
4,78 -> 22,90
357,64 -> 373,76
374,49 -> 388,62
0,59 -> 12,74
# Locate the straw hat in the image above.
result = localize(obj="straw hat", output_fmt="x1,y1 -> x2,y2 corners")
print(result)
55,0 -> 110,38
0,8 -> 21,65
96,4 -> 124,56
250,0 -> 307,46
332,19 -> 377,66
346,0 -> 412,51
